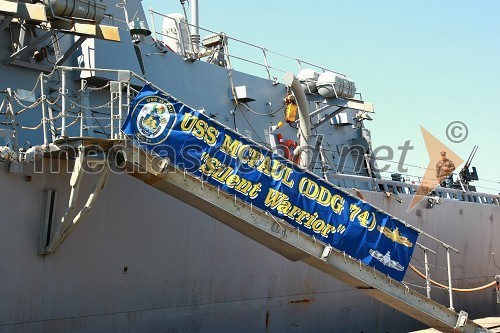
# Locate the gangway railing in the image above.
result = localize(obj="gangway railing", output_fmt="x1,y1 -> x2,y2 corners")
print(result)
117,142 -> 490,333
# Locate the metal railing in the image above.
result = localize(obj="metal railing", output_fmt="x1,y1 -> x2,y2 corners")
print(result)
327,173 -> 500,205
148,9 -> 347,82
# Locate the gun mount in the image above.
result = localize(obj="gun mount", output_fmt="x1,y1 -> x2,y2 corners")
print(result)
454,145 -> 479,192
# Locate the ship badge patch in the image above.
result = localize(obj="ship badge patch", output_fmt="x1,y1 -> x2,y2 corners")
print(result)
132,97 -> 176,144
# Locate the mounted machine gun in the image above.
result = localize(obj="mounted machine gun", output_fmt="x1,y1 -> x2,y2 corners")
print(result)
454,145 -> 479,192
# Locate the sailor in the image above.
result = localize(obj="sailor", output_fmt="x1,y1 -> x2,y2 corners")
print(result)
436,151 -> 455,188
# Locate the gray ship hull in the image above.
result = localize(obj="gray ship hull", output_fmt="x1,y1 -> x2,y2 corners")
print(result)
0,159 -> 498,333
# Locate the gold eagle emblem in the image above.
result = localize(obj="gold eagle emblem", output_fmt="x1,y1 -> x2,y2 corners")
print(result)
377,226 -> 413,248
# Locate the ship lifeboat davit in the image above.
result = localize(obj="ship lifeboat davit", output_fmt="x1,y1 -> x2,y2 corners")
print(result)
297,69 -> 319,94
316,71 -> 356,99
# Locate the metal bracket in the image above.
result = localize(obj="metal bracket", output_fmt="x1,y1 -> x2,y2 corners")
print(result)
55,36 -> 87,66
44,144 -> 111,254
312,107 -> 347,129
320,245 -> 333,260
38,189 -> 57,254
454,310 -> 468,329
10,30 -> 57,61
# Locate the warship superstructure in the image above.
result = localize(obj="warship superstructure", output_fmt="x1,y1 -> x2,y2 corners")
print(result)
0,1 -> 498,332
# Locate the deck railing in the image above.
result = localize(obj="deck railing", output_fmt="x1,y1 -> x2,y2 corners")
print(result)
148,9 -> 348,83
327,173 -> 500,205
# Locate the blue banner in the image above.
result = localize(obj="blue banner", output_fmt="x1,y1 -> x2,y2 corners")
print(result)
122,85 -> 419,281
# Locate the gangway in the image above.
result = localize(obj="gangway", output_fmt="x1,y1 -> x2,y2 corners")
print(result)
26,66 -> 491,333
112,143 -> 488,333
37,135 -> 492,332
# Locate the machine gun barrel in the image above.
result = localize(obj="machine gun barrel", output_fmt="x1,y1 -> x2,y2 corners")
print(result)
464,145 -> 478,168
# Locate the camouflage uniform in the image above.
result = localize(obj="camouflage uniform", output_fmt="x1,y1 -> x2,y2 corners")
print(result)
436,158 -> 455,186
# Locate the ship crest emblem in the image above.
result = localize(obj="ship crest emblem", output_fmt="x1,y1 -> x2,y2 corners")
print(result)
134,98 -> 176,144
369,249 -> 404,271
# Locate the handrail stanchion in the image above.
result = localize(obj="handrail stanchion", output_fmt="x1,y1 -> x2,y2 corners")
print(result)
417,244 -> 436,299
261,48 -> 272,81
110,85 -> 115,139
119,80 -> 131,140
149,9 -> 157,42
40,74 -> 47,146
445,246 -> 454,311
61,68 -> 66,138
118,81 -> 124,139
424,248 -> 431,298
297,58 -> 303,72
80,79 -> 85,137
